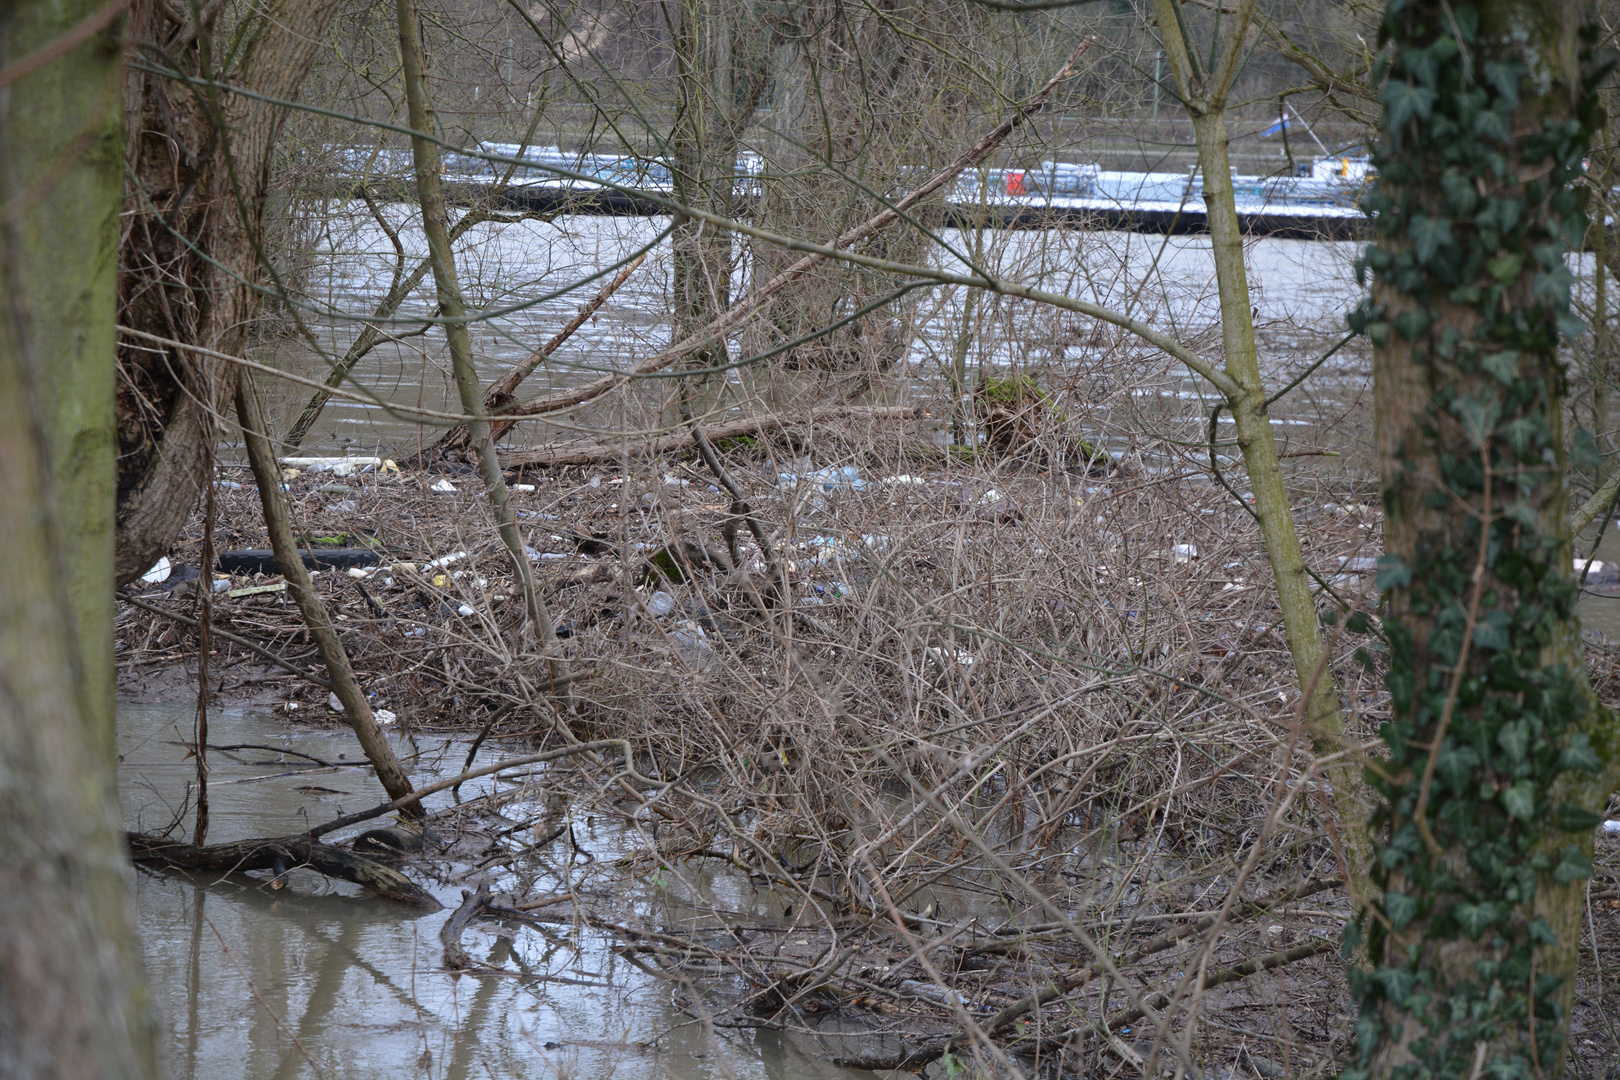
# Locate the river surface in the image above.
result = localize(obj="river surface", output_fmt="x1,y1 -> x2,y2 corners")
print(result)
121,702 -> 886,1080
275,206 -> 1370,458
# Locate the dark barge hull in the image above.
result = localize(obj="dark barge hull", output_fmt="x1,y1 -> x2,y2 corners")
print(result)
436,182 -> 1371,240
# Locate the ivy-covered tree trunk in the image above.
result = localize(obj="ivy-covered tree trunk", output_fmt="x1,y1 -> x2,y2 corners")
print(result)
1347,2 -> 1618,1076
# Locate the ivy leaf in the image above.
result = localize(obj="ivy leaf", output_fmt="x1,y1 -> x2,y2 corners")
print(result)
1451,396 -> 1499,443
1534,264 -> 1576,304
1501,780 -> 1536,820
1561,210 -> 1590,251
1473,108 -> 1512,142
1572,428 -> 1601,470
1559,312 -> 1590,341
1554,845 -> 1593,883
1554,804 -> 1603,833
1395,309 -> 1430,340
1374,963 -> 1418,1003
1380,80 -> 1437,131
1502,417 -> 1539,457
1383,890 -> 1420,931
1481,349 -> 1519,384
1435,743 -> 1480,792
1487,253 -> 1524,283
1441,170 -> 1478,215
1409,216 -> 1452,263
1400,48 -> 1437,88
1498,721 -> 1530,763
1470,610 -> 1510,651
1560,732 -> 1602,772
1451,901 -> 1501,940
1376,555 -> 1411,591
1483,60 -> 1523,108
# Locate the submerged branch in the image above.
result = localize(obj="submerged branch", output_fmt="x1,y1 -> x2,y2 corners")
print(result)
127,831 -> 442,909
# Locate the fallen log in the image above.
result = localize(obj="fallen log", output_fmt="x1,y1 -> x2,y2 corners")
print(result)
126,831 -> 442,911
498,405 -> 922,469
441,882 -> 493,970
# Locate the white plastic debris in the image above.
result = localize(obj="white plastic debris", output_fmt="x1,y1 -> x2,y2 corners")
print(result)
279,456 -> 382,477
140,556 -> 172,585
883,474 -> 927,486
210,577 -> 231,593
924,645 -> 976,670
425,551 -> 470,569
327,692 -> 343,712
430,478 -> 458,493
346,567 -> 373,579
1172,543 -> 1198,563
670,620 -> 713,666
646,591 -> 676,618
1575,557 -> 1620,583
978,489 -> 1003,506
510,484 -> 536,493
776,466 -> 868,493
374,709 -> 397,726
1603,819 -> 1620,835
457,604 -> 475,617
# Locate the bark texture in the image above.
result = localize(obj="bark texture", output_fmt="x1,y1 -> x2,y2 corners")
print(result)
0,3 -> 157,1074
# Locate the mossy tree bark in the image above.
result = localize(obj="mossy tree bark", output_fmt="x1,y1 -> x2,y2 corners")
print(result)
1346,2 -> 1618,1076
0,2 -> 157,1074
1150,0 -> 1374,901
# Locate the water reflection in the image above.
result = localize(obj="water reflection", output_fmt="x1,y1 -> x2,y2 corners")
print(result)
121,703 -> 877,1080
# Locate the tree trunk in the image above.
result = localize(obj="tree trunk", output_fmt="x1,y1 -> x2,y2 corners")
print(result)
114,0 -> 342,585
0,3 -> 157,1074
1151,0 -> 1373,903
235,375 -> 421,809
395,0 -> 573,704
1348,4 -> 1618,1076
667,0 -> 772,398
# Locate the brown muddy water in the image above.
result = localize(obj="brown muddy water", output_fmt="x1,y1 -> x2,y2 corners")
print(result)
122,701 -> 890,1080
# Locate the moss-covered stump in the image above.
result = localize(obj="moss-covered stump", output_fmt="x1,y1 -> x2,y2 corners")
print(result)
972,374 -> 1110,471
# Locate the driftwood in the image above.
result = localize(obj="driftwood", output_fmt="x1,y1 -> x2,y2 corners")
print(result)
441,882 -> 493,969
119,594 -> 330,689
127,831 -> 442,910
499,405 -> 922,468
